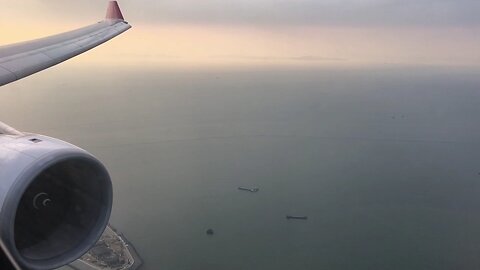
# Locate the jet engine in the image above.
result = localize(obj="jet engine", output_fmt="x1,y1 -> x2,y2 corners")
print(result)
0,124 -> 112,270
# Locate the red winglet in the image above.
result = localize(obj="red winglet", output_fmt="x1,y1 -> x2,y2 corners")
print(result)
106,1 -> 125,21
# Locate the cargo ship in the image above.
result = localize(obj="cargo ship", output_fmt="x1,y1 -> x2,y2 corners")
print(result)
238,187 -> 259,192
286,215 -> 308,220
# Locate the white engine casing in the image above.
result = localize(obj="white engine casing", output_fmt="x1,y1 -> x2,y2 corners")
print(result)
0,132 -> 112,270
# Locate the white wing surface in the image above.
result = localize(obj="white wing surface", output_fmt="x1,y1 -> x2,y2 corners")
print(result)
0,1 -> 131,87
0,2 -> 131,269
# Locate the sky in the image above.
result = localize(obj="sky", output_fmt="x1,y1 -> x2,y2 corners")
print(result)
1,0 -> 480,67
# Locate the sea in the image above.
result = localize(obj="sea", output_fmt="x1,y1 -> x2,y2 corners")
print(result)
2,64 -> 480,270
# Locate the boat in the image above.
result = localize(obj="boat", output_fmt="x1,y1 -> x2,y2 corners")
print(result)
238,187 -> 259,192
286,215 -> 308,220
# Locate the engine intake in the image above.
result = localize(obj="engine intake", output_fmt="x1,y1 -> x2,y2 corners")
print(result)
0,134 -> 112,270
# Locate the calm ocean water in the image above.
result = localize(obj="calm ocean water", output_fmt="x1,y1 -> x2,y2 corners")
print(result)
2,65 -> 480,269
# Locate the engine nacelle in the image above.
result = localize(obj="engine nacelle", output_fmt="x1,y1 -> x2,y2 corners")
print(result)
0,132 -> 112,270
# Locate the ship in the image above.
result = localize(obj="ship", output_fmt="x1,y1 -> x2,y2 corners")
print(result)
238,187 -> 259,193
286,215 -> 308,220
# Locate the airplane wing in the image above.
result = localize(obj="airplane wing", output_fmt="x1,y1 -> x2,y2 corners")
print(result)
0,1 -> 131,87
0,2 -> 131,270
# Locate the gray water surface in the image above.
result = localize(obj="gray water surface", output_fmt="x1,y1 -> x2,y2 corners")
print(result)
2,66 -> 480,270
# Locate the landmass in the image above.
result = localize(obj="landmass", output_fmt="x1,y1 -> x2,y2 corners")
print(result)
64,225 -> 142,270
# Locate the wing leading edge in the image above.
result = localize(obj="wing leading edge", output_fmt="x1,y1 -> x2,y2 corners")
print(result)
0,1 -> 131,87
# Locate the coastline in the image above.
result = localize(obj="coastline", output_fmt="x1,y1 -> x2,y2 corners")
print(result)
64,225 -> 143,270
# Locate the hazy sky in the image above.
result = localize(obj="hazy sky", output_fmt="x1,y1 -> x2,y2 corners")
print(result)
1,0 -> 480,67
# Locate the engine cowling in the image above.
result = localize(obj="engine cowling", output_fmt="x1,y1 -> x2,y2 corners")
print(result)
0,133 -> 112,270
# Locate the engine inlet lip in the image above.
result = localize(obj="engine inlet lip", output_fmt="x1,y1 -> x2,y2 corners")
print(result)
0,150 -> 112,270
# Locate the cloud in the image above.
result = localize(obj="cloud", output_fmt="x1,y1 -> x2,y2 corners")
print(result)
5,0 -> 480,27
142,0 -> 480,27
212,55 -> 346,62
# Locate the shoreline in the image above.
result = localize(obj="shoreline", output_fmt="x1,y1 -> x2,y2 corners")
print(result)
65,225 -> 143,270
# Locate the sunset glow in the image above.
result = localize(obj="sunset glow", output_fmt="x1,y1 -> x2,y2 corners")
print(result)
1,1 -> 480,67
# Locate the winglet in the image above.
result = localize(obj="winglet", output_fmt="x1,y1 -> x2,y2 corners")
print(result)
106,1 -> 125,21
